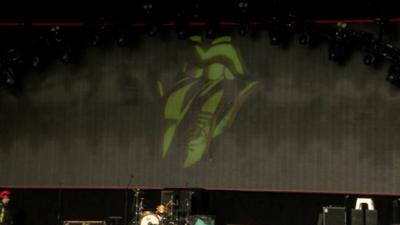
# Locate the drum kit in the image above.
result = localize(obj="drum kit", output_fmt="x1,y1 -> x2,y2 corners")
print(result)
130,189 -> 187,225
139,200 -> 177,225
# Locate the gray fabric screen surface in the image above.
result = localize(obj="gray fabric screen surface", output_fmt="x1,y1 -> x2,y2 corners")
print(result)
1,30 -> 399,193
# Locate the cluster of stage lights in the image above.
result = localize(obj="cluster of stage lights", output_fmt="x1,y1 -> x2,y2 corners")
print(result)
323,20 -> 400,87
0,25 -> 74,89
1,0 -> 400,90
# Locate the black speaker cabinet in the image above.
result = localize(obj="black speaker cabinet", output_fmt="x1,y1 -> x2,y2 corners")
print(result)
351,209 -> 378,225
322,207 -> 346,225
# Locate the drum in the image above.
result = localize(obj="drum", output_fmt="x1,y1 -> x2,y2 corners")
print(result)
140,212 -> 161,225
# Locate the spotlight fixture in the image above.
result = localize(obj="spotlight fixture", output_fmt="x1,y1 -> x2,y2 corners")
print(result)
237,0 -> 249,13
141,0 -> 158,37
86,18 -> 112,47
363,54 -> 377,66
60,46 -> 73,64
328,42 -> 346,62
327,28 -> 352,63
268,16 -> 291,46
191,2 -> 201,19
176,27 -> 188,39
298,33 -> 310,45
116,34 -> 127,47
269,16 -> 281,45
269,32 -> 280,45
7,48 -> 24,65
175,11 -> 190,40
297,19 -> 317,47
236,0 -> 250,36
31,56 -> 41,68
91,34 -> 100,46
1,67 -> 16,86
206,19 -> 219,39
239,23 -> 249,36
51,26 -> 65,44
61,52 -> 71,64
142,1 -> 154,16
386,64 -> 400,86
146,23 -> 158,37
28,36 -> 51,68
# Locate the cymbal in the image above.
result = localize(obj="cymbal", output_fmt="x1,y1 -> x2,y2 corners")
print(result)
166,200 -> 176,206
156,205 -> 168,214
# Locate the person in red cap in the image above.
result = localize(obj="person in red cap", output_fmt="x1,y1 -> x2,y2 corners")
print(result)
0,190 -> 13,225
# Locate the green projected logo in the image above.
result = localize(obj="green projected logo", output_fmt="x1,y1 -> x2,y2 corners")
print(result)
161,35 -> 259,168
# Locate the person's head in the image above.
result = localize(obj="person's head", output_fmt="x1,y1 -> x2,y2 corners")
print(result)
0,190 -> 11,205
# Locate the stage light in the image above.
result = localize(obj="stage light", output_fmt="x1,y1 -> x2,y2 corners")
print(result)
1,67 -> 16,86
176,28 -> 188,39
269,34 -> 280,45
386,64 -> 400,86
206,20 -> 218,39
299,33 -> 310,45
50,26 -> 74,63
191,2 -> 201,18
141,0 -> 158,37
363,39 -> 383,66
175,12 -> 190,40
90,34 -> 100,46
59,46 -> 73,64
31,56 -> 40,68
61,52 -> 71,64
327,30 -> 351,63
176,22 -> 191,39
268,16 -> 288,46
7,48 -> 23,65
85,18 -> 112,47
116,35 -> 127,47
363,54 -> 376,66
237,0 -> 249,13
235,0 -> 250,36
142,1 -> 154,16
206,27 -> 216,39
146,24 -> 158,37
328,43 -> 345,62
239,23 -> 249,36
51,26 -> 65,44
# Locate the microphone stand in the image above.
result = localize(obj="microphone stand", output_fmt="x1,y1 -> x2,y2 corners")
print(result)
128,188 -> 142,225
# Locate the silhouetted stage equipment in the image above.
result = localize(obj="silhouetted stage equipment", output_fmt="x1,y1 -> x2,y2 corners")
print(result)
393,199 -> 400,225
351,202 -> 378,225
63,221 -> 107,225
129,188 -> 211,225
319,207 -> 346,225
318,198 -> 378,225
160,188 -> 209,215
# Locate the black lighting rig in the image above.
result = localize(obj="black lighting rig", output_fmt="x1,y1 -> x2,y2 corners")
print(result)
1,11 -> 400,93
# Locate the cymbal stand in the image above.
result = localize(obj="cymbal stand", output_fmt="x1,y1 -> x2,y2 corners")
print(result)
129,189 -> 143,225
183,191 -> 194,225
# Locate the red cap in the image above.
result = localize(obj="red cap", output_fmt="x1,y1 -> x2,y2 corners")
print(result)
0,190 -> 11,198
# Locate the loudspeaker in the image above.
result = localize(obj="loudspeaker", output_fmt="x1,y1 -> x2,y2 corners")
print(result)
351,209 -> 378,225
322,207 -> 346,225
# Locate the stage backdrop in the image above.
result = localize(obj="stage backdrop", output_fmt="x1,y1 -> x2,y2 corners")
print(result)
1,28 -> 400,193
